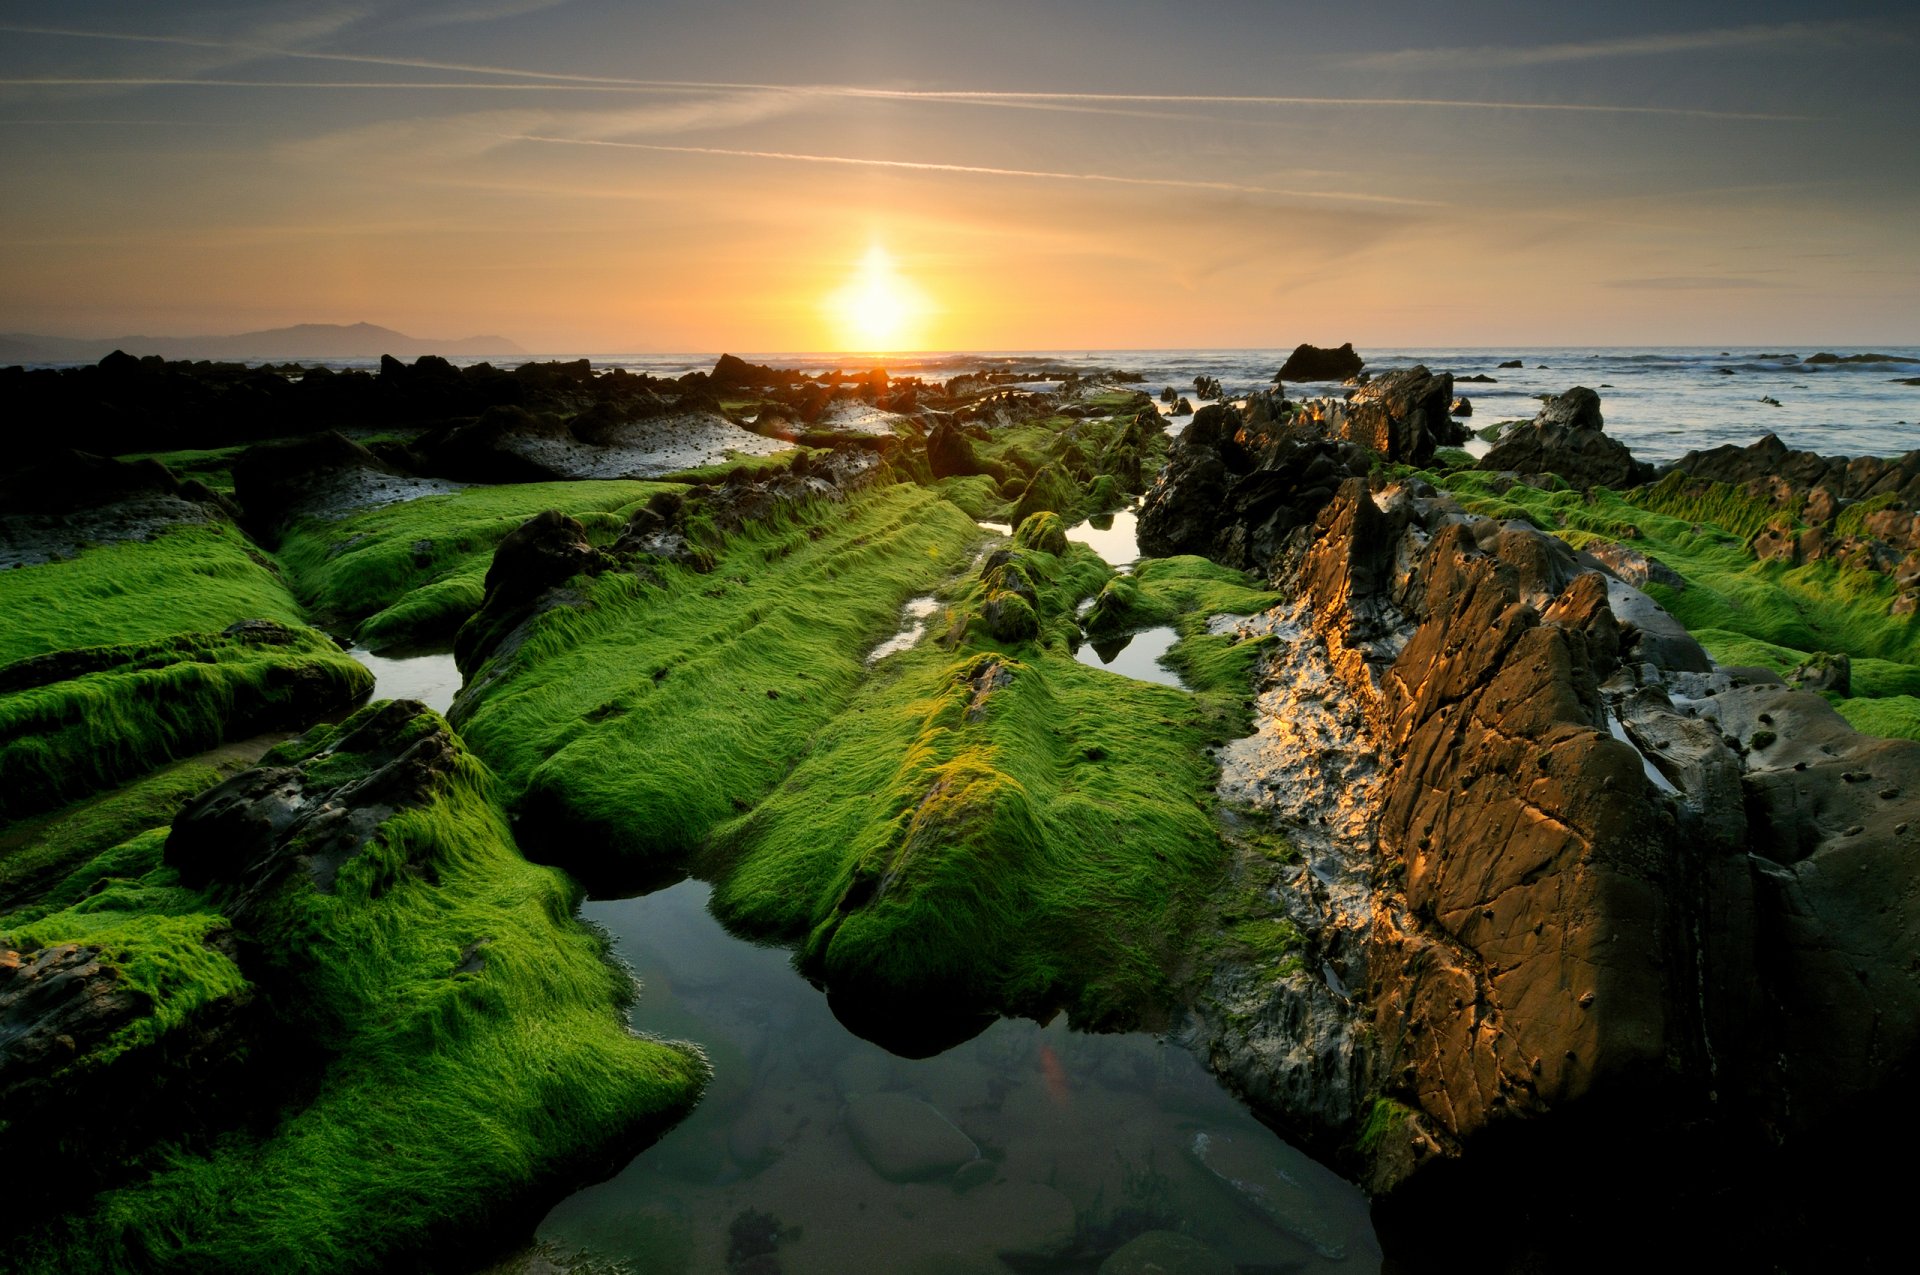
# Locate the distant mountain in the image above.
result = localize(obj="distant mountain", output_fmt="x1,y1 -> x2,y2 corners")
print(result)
0,321 -> 526,364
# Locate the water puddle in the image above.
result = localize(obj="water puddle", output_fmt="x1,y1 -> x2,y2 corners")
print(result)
1073,626 -> 1186,689
538,880 -> 1378,1272
346,645 -> 462,715
1068,507 -> 1141,569
867,596 -> 939,664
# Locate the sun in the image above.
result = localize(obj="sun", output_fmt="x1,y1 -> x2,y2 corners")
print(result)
826,244 -> 929,352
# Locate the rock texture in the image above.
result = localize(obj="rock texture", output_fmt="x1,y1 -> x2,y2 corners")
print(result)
1277,342 -> 1365,382
1667,432 -> 1920,609
1298,365 -> 1465,466
1148,420 -> 1920,1267
1477,387 -> 1654,489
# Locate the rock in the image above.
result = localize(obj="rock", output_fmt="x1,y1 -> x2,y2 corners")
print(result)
1301,365 -> 1460,465
927,419 -> 998,481
1789,650 -> 1851,695
1137,404 -> 1370,568
1277,342 -> 1365,382
1498,359 -> 1524,368
1013,511 -> 1069,556
1450,396 -> 1473,417
1477,387 -> 1653,489
1172,396 -> 1194,417
844,1093 -> 980,1181
981,590 -> 1039,643
1456,373 -> 1498,383
1098,1230 -> 1233,1275
167,699 -> 459,914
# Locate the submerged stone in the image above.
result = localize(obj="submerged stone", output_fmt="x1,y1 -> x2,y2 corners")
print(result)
844,1092 -> 980,1182
1098,1230 -> 1234,1275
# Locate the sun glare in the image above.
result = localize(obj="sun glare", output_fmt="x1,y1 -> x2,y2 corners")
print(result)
826,244 -> 928,352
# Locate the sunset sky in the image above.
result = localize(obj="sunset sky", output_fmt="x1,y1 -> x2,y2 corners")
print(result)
2,1 -> 1915,352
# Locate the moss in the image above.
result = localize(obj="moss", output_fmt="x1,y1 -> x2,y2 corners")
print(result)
1625,470 -> 1796,543
0,626 -> 371,823
454,484 -> 986,883
1431,471 -> 1920,723
9,709 -> 706,1274
277,480 -> 680,650
1835,695 -> 1920,742
1834,492 -> 1902,538
706,642 -> 1248,1028
933,473 -> 1007,521
1,846 -> 250,1065
1014,510 -> 1070,556
1358,1096 -> 1416,1155
0,523 -> 306,665
1010,463 -> 1083,526
0,756 -> 244,917
704,532 -> 1274,1030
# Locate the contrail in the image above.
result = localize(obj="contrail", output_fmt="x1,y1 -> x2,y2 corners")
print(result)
508,134 -> 1444,206
0,24 -> 1804,120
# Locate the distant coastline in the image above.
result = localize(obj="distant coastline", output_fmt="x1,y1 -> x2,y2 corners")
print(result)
0,320 -> 524,364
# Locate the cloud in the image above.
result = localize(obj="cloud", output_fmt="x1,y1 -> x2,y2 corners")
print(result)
275,93 -> 803,167
0,25 -> 1805,120
397,0 -> 576,30
506,135 -> 1445,207
1349,22 -> 1875,71
1603,276 -> 1784,290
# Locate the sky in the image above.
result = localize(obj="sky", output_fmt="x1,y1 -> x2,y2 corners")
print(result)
1,0 -> 1916,352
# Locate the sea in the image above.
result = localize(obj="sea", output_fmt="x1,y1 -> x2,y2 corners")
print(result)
271,346 -> 1919,466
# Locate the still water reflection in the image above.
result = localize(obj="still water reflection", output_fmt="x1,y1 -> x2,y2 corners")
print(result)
538,881 -> 1380,1273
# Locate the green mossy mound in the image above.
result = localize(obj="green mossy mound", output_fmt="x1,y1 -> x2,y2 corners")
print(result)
0,624 -> 370,823
704,530 -> 1276,1032
0,523 -> 370,823
453,484 -> 984,884
3,702 -> 706,1274
1429,470 -> 1920,735
0,749 -> 262,917
277,479 -> 681,651
0,523 -> 305,664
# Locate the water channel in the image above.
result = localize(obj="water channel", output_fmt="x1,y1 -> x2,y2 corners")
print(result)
343,518 -> 1381,1272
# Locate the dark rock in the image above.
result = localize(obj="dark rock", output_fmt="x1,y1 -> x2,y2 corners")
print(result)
1456,373 -> 1498,383
1277,342 -> 1365,382
167,699 -> 459,914
1789,650 -> 1851,695
1477,387 -> 1653,489
1301,365 -> 1462,466
1498,359 -> 1524,369
1449,396 -> 1473,417
926,418 -> 1000,481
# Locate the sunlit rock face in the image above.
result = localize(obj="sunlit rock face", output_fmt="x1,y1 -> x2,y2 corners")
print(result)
1151,415 -> 1920,1264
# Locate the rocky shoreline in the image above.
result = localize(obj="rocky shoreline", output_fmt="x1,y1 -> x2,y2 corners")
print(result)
2,346 -> 1916,1271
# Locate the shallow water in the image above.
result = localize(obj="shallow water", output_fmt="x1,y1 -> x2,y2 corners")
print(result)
1072,626 -> 1185,689
538,880 -> 1380,1273
347,645 -> 461,715
867,596 -> 939,663
1067,508 -> 1141,569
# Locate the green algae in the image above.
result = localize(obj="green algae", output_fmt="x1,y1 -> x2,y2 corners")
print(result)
704,524 -> 1275,1030
453,484 -> 986,883
1835,695 -> 1920,742
706,642 -> 1248,1028
0,753 -> 253,917
1429,470 -> 1920,730
0,625 -> 370,823
0,522 -> 306,664
6,705 -> 706,1275
276,480 -> 681,650
2,841 -> 250,1063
